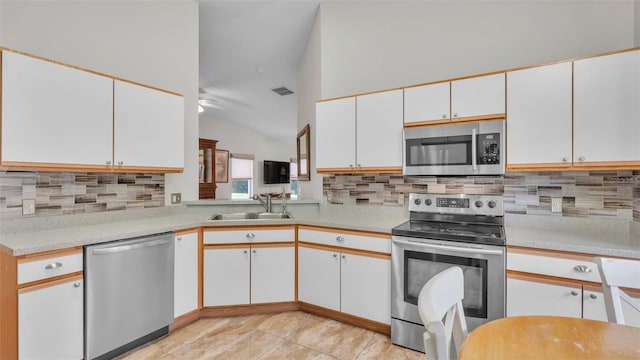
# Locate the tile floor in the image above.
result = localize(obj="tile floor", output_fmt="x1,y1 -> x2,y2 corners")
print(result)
117,311 -> 424,360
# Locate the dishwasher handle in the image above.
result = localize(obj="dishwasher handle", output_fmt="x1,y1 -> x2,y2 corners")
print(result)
92,237 -> 172,255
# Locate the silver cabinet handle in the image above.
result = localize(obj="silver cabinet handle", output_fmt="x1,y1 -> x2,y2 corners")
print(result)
246,233 -> 255,239
45,262 -> 63,270
341,254 -> 346,259
106,160 -> 112,165
176,236 -> 183,241
73,282 -> 81,288
573,265 -> 592,273
252,249 -> 257,254
442,114 -> 447,119
590,294 -> 598,299
578,156 -> 585,161
332,254 -> 338,258
453,113 -> 458,118
118,161 -> 124,165
349,164 -> 354,168
243,250 -> 248,254
336,236 -> 345,242
562,157 -> 569,162
571,290 -> 579,296
357,163 -> 361,168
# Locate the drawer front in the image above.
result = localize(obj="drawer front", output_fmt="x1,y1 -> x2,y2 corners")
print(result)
204,228 -> 294,244
507,251 -> 601,283
18,252 -> 83,285
298,228 -> 391,254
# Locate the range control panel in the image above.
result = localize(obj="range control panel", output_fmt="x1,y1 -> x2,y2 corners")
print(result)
409,193 -> 503,217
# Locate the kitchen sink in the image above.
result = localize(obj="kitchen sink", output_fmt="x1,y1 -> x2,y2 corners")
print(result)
206,212 -> 293,221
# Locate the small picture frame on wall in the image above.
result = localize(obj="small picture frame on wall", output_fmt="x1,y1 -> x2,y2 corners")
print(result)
215,149 -> 229,183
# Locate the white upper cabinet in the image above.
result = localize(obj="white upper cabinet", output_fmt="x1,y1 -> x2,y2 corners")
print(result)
1,50 -> 113,168
114,80 -> 184,169
403,73 -> 505,125
451,73 -> 505,120
316,90 -> 403,172
356,89 -> 403,169
316,97 -> 356,169
404,82 -> 450,124
573,50 -> 640,164
507,62 -> 573,167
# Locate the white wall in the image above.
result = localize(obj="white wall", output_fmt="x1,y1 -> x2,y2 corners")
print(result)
319,1 -> 636,99
296,8 -> 323,200
199,114 -> 295,200
0,1 -> 199,203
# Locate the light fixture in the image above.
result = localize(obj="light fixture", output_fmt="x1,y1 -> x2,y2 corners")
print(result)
198,105 -> 205,113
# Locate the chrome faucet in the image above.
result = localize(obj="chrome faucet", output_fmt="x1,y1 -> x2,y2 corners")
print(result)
280,186 -> 287,214
252,193 -> 272,213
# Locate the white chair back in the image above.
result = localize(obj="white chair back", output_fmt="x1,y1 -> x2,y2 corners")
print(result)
417,266 -> 468,360
593,257 -> 640,326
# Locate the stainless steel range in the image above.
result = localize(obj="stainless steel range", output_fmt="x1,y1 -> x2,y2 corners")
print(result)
391,193 -> 506,353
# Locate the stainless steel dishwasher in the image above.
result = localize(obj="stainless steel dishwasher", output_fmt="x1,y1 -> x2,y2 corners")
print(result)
84,232 -> 174,360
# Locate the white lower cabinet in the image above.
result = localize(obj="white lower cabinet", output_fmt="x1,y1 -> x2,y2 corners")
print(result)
18,277 -> 84,360
507,276 -> 582,318
298,245 -> 391,324
174,232 -> 199,318
203,243 -> 295,306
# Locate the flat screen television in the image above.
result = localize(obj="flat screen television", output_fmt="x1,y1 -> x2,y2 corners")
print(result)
263,160 -> 290,184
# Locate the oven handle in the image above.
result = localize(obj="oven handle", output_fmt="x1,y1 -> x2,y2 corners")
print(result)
392,238 -> 504,256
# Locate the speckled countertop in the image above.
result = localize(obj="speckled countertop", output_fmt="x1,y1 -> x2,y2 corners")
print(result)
1,202 -> 639,258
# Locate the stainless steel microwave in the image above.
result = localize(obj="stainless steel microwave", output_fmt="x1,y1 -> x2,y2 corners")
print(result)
403,120 -> 505,176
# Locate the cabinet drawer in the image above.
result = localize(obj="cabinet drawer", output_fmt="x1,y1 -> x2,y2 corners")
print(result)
298,227 -> 391,254
18,250 -> 83,285
507,250 -> 601,283
204,228 -> 294,244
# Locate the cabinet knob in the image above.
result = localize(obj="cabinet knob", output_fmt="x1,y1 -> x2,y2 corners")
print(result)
246,233 -> 255,239
573,265 -> 592,273
118,161 -> 124,165
571,290 -> 579,296
73,282 -> 81,288
590,294 -> 598,300
336,236 -> 345,242
562,157 -> 569,162
176,236 -> 183,241
349,164 -> 354,168
357,163 -> 361,168
578,156 -> 585,162
333,253 -> 338,258
341,255 -> 346,259
453,113 -> 458,118
253,249 -> 257,254
44,262 -> 63,270
106,160 -> 112,165
243,250 -> 248,254
442,114 -> 447,119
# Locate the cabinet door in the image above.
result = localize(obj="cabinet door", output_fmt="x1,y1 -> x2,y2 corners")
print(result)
506,62 -> 573,166
507,276 -> 581,318
1,51 -> 113,167
113,80 -> 184,169
451,73 -> 505,120
203,247 -> 250,306
404,82 -> 450,124
18,277 -> 84,360
583,289 -> 608,322
174,232 -> 199,318
250,245 -> 295,304
297,246 -> 340,311
340,253 -> 391,324
356,89 -> 403,169
574,50 -> 640,164
316,97 -> 356,169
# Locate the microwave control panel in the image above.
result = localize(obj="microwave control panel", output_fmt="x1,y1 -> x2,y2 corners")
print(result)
477,133 -> 500,164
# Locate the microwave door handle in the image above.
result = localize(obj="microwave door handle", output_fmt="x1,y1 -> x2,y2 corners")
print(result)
471,128 -> 477,172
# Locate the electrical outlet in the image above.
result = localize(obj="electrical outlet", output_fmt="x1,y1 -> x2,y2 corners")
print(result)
171,193 -> 182,205
551,197 -> 563,213
23,199 -> 36,215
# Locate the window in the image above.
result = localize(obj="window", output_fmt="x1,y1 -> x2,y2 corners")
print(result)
231,154 -> 254,199
290,159 -> 298,199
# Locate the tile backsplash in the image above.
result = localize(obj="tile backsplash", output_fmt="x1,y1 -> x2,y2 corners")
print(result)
0,171 -> 164,219
323,171 -> 640,222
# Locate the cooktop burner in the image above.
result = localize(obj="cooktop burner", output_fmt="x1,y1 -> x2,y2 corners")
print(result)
392,193 -> 506,246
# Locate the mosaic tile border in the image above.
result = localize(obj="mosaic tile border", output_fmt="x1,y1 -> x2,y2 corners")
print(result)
0,171 -> 164,219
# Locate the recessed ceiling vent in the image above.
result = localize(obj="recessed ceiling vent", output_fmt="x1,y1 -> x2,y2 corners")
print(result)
272,87 -> 294,96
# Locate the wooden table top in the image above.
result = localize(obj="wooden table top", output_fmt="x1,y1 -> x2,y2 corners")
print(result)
458,316 -> 640,359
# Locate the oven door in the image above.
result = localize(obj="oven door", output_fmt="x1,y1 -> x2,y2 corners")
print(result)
391,235 -> 505,330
